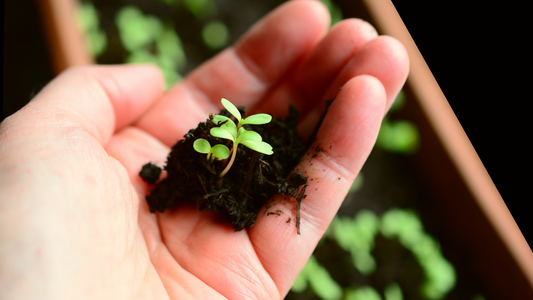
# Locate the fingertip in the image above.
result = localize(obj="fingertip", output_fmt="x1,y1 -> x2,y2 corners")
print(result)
321,35 -> 409,115
306,0 -> 332,27
234,0 -> 330,83
382,36 -> 410,112
365,35 -> 410,111
94,64 -> 166,131
330,18 -> 378,42
256,16 -> 380,118
282,0 -> 331,29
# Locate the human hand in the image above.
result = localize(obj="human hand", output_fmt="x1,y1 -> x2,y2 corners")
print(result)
0,1 -> 408,299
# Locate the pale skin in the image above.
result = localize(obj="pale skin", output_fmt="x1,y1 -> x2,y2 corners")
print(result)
0,1 -> 408,299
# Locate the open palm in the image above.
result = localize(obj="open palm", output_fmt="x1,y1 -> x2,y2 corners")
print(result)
0,1 -> 408,299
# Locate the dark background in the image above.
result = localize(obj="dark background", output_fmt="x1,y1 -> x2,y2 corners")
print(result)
3,0 -> 55,117
2,1 -> 529,246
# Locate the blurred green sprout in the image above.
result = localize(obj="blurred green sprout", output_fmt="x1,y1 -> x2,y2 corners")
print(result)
291,255 -> 342,299
184,0 -> 215,18
115,6 -> 186,88
76,2 -> 107,57
381,209 -> 456,299
202,21 -> 229,49
293,208 -> 457,300
376,90 -> 420,154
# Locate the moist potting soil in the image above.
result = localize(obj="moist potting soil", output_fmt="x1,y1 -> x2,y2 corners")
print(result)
140,104 -> 314,232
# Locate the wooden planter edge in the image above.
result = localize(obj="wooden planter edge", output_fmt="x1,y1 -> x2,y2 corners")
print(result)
362,0 -> 533,289
38,0 -> 93,75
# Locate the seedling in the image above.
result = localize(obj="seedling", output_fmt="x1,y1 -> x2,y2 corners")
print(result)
210,98 -> 273,177
193,138 -> 230,162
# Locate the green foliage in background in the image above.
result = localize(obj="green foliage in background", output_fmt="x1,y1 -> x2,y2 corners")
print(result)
76,2 -> 107,57
349,174 -> 364,194
376,90 -> 420,154
292,208 -> 457,300
292,255 -> 343,300
319,0 -> 343,26
76,0 -> 343,88
183,0 -> 216,19
115,6 -> 186,88
345,286 -> 383,300
384,283 -> 404,300
381,209 -> 456,300
328,210 -> 380,275
344,283 -> 403,300
202,21 -> 229,50
76,2 -> 188,88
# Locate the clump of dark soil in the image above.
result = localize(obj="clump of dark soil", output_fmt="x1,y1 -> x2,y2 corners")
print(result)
140,104 -> 315,232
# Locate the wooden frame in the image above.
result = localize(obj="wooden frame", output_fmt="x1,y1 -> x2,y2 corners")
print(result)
38,0 -> 93,74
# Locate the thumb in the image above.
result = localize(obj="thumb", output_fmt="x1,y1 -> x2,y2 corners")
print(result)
9,64 -> 165,146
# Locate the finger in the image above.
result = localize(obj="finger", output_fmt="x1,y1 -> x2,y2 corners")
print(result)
255,18 -> 378,117
134,0 -> 330,146
248,75 -> 387,296
325,35 -> 409,113
297,35 -> 409,138
12,64 -> 164,146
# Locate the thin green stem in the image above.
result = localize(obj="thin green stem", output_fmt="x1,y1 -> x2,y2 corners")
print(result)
219,144 -> 237,177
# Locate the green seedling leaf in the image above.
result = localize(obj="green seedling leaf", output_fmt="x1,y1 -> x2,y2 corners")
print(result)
237,129 -> 262,143
214,98 -> 274,177
213,115 -> 237,137
210,127 -> 235,141
193,138 -> 211,153
237,126 -> 246,137
241,113 -> 272,125
221,98 -> 242,121
213,114 -> 230,125
240,140 -> 273,155
211,144 -> 230,160
193,139 -> 230,162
